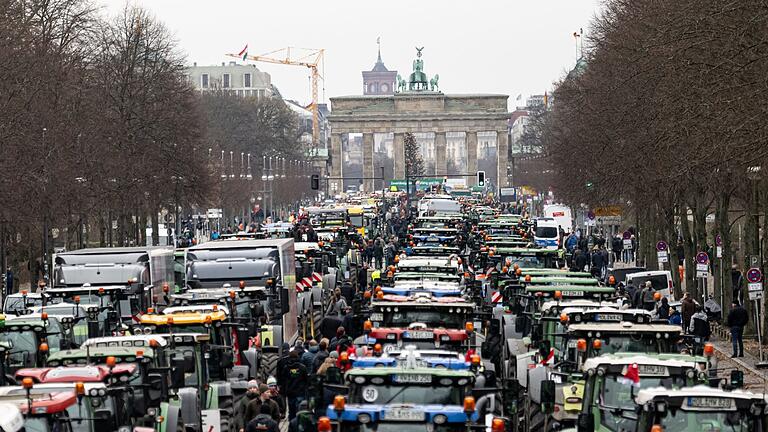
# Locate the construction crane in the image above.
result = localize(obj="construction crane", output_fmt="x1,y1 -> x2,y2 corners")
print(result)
227,47 -> 324,147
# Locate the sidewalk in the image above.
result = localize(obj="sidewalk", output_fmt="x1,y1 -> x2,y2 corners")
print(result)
709,334 -> 768,390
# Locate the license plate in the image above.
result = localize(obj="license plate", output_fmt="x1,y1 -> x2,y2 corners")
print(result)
562,291 -> 584,297
421,267 -> 437,272
370,313 -> 383,322
382,408 -> 425,421
687,397 -> 733,409
407,331 -> 433,339
637,365 -> 668,376
392,374 -> 431,384
597,314 -> 623,321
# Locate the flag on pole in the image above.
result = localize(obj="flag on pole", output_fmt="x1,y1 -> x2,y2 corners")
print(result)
238,44 -> 248,61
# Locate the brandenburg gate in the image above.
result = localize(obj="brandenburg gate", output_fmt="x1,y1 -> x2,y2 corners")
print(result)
327,48 -> 510,194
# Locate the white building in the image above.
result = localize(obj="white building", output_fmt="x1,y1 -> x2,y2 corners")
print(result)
186,61 -> 274,98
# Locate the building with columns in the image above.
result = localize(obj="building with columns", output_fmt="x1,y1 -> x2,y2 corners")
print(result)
327,48 -> 509,194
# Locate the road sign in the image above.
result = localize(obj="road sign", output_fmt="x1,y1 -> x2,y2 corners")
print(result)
623,231 -> 632,240
748,282 -> 762,292
696,252 -> 709,265
657,251 -> 669,263
716,246 -> 722,258
587,211 -> 595,221
747,268 -> 763,283
715,234 -> 723,246
206,208 -> 223,219
749,290 -> 763,301
656,241 -> 668,252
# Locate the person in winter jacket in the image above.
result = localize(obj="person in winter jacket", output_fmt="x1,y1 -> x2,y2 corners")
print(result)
279,350 -> 308,420
244,384 -> 281,424
301,340 -> 318,372
638,281 -> 657,311
689,306 -> 711,342
681,292 -> 696,332
329,327 -> 352,352
311,339 -> 330,373
246,403 -> 279,432
668,307 -> 682,325
727,302 -> 749,358
657,297 -> 670,320
317,351 -> 339,376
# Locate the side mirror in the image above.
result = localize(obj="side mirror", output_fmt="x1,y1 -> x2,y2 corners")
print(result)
540,380 -> 556,414
250,303 -> 265,319
145,372 -> 165,406
576,412 -> 594,432
236,328 -> 250,354
171,354 -> 195,374
278,286 -> 290,315
220,351 -> 234,370
93,409 -> 115,431
170,366 -> 186,389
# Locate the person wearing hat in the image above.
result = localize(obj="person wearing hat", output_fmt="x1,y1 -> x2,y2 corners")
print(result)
265,377 -> 284,420
244,382 -> 281,424
235,380 -> 260,430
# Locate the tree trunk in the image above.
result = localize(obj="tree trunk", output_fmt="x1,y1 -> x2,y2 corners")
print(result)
151,208 -> 160,246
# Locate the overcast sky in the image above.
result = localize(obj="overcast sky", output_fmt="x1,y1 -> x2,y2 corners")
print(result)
103,0 -> 603,110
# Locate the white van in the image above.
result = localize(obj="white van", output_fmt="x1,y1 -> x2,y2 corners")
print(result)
626,270 -> 674,300
534,217 -> 560,250
543,204 -> 573,232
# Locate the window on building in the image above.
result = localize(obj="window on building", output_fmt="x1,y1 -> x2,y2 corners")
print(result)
223,73 -> 231,88
244,73 -> 252,88
258,89 -> 265,99
201,74 -> 209,88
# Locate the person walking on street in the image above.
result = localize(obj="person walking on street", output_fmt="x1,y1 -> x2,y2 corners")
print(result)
279,350 -> 308,420
681,292 -> 696,333
301,339 -> 318,372
731,265 -> 745,306
311,339 -> 330,373
374,237 -> 385,269
727,302 -> 749,358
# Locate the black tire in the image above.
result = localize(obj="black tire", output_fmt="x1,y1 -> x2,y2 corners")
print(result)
312,303 -> 323,337
260,352 -> 279,382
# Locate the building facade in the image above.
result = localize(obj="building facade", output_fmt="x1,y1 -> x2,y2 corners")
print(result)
186,61 -> 274,98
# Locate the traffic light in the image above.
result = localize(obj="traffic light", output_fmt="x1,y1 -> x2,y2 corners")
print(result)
477,170 -> 486,187
310,174 -> 320,190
